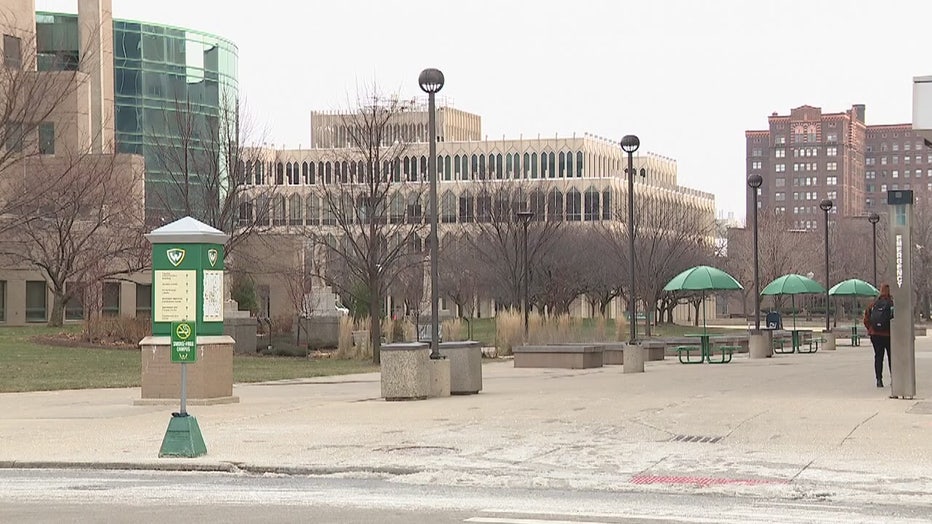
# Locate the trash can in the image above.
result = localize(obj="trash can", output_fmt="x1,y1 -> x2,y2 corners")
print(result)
765,311 -> 783,330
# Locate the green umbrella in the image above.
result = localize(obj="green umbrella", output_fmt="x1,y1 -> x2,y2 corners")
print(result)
829,279 -> 879,338
828,278 -> 879,297
761,274 -> 825,329
664,266 -> 743,333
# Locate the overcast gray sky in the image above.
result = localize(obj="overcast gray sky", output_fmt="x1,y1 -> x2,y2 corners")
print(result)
38,0 -> 932,221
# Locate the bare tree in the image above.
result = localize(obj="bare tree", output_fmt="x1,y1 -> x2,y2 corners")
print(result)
147,91 -> 274,258
0,152 -> 147,326
603,194 -> 715,336
303,88 -> 425,364
457,179 -> 564,310
438,232 -> 482,319
576,227 -> 623,317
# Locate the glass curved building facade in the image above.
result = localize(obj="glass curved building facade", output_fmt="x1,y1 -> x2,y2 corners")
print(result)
36,12 -> 239,220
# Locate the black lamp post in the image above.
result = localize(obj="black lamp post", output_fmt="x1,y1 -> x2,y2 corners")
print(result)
868,212 -> 880,287
419,68 -> 444,359
621,135 -> 640,344
819,199 -> 834,332
516,210 -> 534,339
747,174 -> 763,331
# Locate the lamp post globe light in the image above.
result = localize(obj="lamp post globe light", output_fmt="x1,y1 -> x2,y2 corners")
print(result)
516,211 -> 535,340
819,199 -> 834,332
868,212 -> 880,287
620,135 -> 640,344
747,174 -> 763,331
419,68 -> 444,359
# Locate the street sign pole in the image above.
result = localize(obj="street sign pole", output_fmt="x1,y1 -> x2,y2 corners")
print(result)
180,362 -> 187,416
160,320 -> 206,457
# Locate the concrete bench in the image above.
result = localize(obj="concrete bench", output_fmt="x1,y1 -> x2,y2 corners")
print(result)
513,345 -> 603,369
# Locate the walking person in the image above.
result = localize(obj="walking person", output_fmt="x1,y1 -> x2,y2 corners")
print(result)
863,284 -> 893,388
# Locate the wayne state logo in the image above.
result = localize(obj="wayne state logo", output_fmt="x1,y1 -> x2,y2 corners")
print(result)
166,248 -> 186,267
207,248 -> 219,267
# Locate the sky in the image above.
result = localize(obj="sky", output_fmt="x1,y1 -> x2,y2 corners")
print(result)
36,0 -> 932,221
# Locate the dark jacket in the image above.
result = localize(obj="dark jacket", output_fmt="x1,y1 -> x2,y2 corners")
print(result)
863,296 -> 893,337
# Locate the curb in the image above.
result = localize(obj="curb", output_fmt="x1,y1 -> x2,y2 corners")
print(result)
0,460 -> 422,477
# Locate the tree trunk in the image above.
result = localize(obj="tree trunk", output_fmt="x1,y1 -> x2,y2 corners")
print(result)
48,292 -> 65,328
370,277 -> 381,365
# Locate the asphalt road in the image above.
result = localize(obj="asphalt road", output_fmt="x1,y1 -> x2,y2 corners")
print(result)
1,469 -> 929,523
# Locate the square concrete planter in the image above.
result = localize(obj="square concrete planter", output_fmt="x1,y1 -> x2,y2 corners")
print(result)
380,343 -> 430,401
438,341 -> 482,394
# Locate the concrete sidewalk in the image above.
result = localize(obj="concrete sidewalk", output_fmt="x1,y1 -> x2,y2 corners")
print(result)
1,335 -> 930,507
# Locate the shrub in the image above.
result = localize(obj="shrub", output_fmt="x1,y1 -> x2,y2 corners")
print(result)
442,317 -> 465,341
230,274 -> 259,314
82,316 -> 151,347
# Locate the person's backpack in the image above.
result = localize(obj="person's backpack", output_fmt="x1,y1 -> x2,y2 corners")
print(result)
869,298 -> 894,332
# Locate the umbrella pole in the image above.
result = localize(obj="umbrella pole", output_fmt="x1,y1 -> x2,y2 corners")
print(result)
792,295 -> 797,329
702,290 -> 707,335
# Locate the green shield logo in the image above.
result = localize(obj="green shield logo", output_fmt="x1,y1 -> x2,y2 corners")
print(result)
166,248 -> 186,267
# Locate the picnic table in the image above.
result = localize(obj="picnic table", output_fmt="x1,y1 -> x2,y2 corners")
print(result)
676,333 -> 736,364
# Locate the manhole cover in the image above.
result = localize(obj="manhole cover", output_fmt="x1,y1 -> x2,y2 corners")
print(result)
907,401 -> 932,414
670,434 -> 722,444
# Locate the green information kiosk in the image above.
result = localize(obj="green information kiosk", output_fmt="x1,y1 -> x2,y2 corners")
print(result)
138,217 -> 238,457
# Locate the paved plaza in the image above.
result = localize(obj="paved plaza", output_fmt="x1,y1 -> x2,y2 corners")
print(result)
1,331 -> 930,509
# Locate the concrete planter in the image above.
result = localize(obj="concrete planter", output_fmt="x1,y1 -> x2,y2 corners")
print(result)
623,344 -> 645,373
513,345 -> 603,369
749,331 -> 773,359
380,343 -> 429,401
822,330 -> 837,351
438,341 -> 482,394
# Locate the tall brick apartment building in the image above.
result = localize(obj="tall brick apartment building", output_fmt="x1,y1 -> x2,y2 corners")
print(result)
745,104 -> 931,229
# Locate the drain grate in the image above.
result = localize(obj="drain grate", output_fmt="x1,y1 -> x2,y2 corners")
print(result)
630,474 -> 788,486
670,434 -> 722,444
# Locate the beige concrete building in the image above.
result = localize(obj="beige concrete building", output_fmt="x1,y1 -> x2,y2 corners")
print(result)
0,0 -> 148,325
240,105 -> 717,323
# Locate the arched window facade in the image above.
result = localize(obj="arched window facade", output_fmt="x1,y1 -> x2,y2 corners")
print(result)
530,189 -> 546,220
601,190 -> 612,220
459,191 -> 474,223
547,189 -> 563,221
584,187 -> 599,221
476,191 -> 492,222
276,162 -> 284,185
566,189 -> 581,221
272,195 -> 286,225
306,195 -> 320,225
577,151 -> 584,177
441,191 -> 456,223
389,193 -> 404,224
289,194 -> 303,225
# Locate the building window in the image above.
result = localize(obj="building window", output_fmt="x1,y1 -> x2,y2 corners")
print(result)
866,184 -> 875,193
827,133 -> 838,142
775,178 -> 785,187
775,192 -> 785,201
289,194 -> 303,225
3,35 -> 22,69
566,189 -> 581,221
775,148 -> 785,158
25,281 -> 47,323
826,146 -> 837,157
826,176 -> 837,185
775,135 -> 786,145
827,191 -> 837,200
601,190 -> 612,220
752,148 -> 762,157
881,184 -> 887,192
38,122 -> 55,154
826,162 -> 837,171
751,161 -> 762,170
775,163 -> 785,172
893,170 -> 899,178
583,188 -> 599,221
136,284 -> 152,318
892,143 -> 900,151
